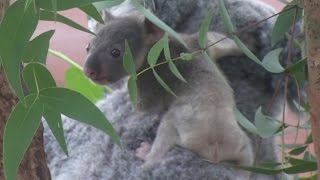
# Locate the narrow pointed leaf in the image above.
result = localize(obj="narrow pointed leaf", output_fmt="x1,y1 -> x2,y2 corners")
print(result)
232,35 -> 261,65
79,4 -> 104,24
65,66 -> 105,103
261,48 -> 284,73
93,0 -> 125,12
148,38 -> 165,67
39,87 -> 121,146
235,108 -> 258,134
23,30 -> 55,63
123,40 -> 137,79
271,5 -> 302,46
254,107 -> 281,138
39,10 -> 94,35
283,162 -> 317,174
131,0 -> 187,47
198,8 -> 214,49
163,35 -> 186,82
0,0 -> 39,101
238,166 -> 281,175
288,145 -> 307,155
4,95 -> 43,180
43,106 -> 68,156
152,69 -> 176,97
128,77 -> 138,105
285,57 -> 307,84
218,0 -> 235,34
38,0 -> 117,11
180,53 -> 194,61
22,63 -> 56,94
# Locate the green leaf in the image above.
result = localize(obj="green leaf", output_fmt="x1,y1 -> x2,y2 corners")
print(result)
235,108 -> 258,135
180,53 -> 194,61
131,0 -> 187,47
93,0 -> 125,12
39,10 -> 95,35
271,5 -> 302,46
65,67 -> 105,103
152,68 -> 176,97
39,87 -> 121,146
148,37 -> 165,67
305,133 -> 313,144
37,0 -> 117,11
128,77 -> 138,105
238,165 -> 281,175
0,0 -> 39,101
254,107 -> 281,138
4,95 -> 43,180
43,106 -> 68,156
48,49 -> 83,69
198,8 -> 214,49
23,30 -> 55,63
289,145 -> 307,155
123,40 -> 137,79
283,162 -> 317,174
232,35 -> 261,65
285,57 -> 307,84
163,35 -> 186,83
304,151 -> 316,162
218,0 -> 235,34
22,62 -> 56,94
261,48 -> 284,73
79,4 -> 104,24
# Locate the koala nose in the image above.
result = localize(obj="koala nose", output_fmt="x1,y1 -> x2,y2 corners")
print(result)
84,66 -> 98,79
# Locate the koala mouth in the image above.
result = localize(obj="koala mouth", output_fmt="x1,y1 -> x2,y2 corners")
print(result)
90,77 -> 109,85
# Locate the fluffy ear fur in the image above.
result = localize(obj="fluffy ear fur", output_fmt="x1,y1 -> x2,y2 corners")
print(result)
144,18 -> 165,40
102,11 -> 115,22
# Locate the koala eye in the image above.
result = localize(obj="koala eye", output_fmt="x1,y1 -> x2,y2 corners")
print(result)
111,48 -> 121,58
86,44 -> 91,53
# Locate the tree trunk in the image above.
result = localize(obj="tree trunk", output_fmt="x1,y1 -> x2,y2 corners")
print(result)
304,0 -> 320,178
0,1 -> 51,180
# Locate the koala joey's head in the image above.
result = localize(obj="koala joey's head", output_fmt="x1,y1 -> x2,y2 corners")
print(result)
84,11 -> 164,85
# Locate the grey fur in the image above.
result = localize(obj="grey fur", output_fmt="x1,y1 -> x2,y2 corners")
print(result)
44,0 -> 299,179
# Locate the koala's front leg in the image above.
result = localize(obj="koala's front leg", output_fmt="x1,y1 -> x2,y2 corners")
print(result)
144,119 -> 180,163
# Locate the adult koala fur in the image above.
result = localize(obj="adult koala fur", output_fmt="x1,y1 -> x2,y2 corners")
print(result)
44,0 -> 299,179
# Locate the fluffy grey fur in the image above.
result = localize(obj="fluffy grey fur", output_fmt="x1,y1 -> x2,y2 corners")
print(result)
44,0 -> 298,179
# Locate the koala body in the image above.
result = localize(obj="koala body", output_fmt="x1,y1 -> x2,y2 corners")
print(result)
84,13 -> 253,175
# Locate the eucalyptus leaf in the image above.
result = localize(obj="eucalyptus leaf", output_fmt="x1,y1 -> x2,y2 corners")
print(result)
238,165 -> 281,175
0,0 -> 39,101
163,35 -> 186,82
271,5 -> 302,46
39,10 -> 95,35
43,106 -> 68,156
198,8 -> 214,49
79,4 -> 104,24
285,57 -> 307,84
128,76 -> 138,105
283,162 -> 317,174
254,107 -> 281,138
288,145 -> 307,155
235,108 -> 258,135
4,95 -> 43,180
39,87 -> 121,146
23,30 -> 55,63
131,0 -> 187,47
218,0 -> 235,34
152,68 -> 176,97
262,48 -> 284,73
65,66 -> 105,103
37,0 -> 117,11
123,40 -> 137,79
148,37 -> 165,67
180,53 -> 193,61
303,151 -> 316,162
232,35 -> 261,65
22,62 -> 56,94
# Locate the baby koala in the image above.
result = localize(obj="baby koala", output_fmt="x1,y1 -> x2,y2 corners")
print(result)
84,11 -> 253,175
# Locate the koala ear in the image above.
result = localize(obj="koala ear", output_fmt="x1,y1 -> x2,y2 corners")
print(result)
144,18 -> 164,40
102,10 -> 115,22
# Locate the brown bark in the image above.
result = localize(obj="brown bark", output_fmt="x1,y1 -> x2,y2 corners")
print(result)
304,0 -> 320,178
0,1 -> 51,180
